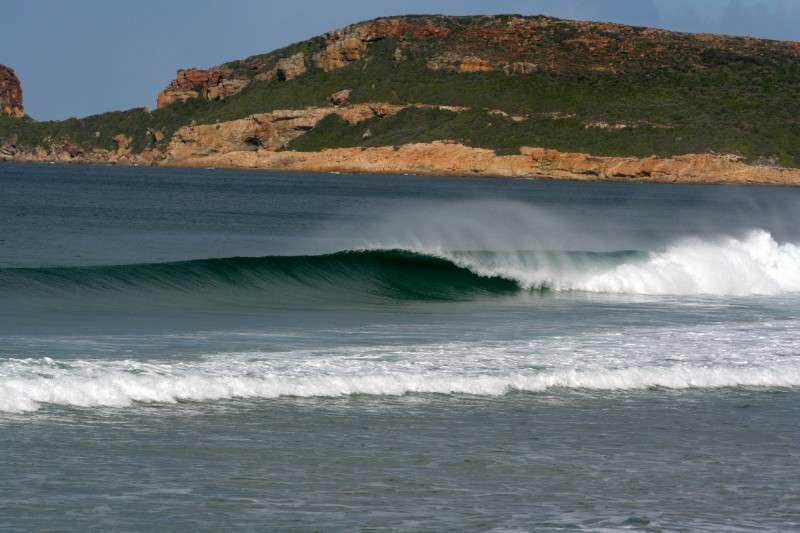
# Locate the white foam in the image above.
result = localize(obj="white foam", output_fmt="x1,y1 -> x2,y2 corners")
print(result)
1,359 -> 799,413
4,294 -> 800,414
443,230 -> 800,296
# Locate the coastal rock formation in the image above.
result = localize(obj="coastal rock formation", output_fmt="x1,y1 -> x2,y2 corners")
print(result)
253,53 -> 308,82
164,103 -> 447,161
314,36 -> 366,71
166,108 -> 333,160
156,68 -> 249,108
0,65 -> 24,118
165,102 -> 481,163
112,134 -> 133,160
9,119 -> 800,185
5,133 -> 163,165
156,17 -> 453,107
274,53 -> 307,81
428,54 -> 495,73
515,147 -> 783,183
329,89 -> 353,106
167,142 -> 800,186
313,17 -> 451,72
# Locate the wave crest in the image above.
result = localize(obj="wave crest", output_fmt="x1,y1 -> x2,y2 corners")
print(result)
2,230 -> 799,300
444,230 -> 800,296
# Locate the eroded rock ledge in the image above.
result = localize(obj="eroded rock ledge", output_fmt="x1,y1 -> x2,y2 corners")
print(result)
9,140 -> 800,186
164,142 -> 800,186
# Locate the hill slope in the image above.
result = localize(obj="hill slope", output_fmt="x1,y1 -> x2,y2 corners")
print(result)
3,15 -> 800,184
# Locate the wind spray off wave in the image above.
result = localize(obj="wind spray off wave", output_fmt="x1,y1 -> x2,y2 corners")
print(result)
1,230 -> 798,304
441,230 -> 800,296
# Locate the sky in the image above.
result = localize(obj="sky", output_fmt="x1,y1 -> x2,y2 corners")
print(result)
2,0 -> 799,120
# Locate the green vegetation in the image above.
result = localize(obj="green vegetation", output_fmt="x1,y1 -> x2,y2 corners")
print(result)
3,21 -> 800,166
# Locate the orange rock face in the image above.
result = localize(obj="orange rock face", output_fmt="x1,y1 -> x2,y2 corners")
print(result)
156,17 -> 455,106
163,103 -> 442,160
0,65 -> 24,118
156,68 -> 249,109
355,18 -> 451,41
458,57 -> 494,73
9,112 -> 800,186
313,18 -> 452,72
274,53 -> 307,81
161,135 -> 800,187
314,37 -> 366,71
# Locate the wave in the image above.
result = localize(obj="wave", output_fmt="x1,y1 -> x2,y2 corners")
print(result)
0,249 -> 521,303
2,230 -> 799,302
2,358 -> 798,413
445,229 -> 800,296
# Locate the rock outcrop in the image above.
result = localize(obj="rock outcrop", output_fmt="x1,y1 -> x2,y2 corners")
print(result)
274,53 -> 307,81
428,54 -> 495,73
165,141 -> 800,186
156,17 -> 454,108
8,104 -> 800,185
314,36 -> 366,72
0,65 -> 23,118
156,68 -> 249,108
164,103 -> 460,162
313,16 -> 452,72
329,89 -> 353,106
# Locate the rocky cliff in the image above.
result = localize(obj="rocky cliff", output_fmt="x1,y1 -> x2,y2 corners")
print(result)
5,15 -> 800,185
156,68 -> 250,108
0,65 -> 23,118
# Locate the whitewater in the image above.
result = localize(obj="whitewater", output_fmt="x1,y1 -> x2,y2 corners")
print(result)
3,312 -> 800,413
3,164 -> 800,531
4,360 -> 800,413
3,229 -> 800,413
443,229 -> 800,296
3,230 -> 800,304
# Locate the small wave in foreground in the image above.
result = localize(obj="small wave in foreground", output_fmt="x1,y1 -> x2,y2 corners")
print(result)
2,357 -> 799,413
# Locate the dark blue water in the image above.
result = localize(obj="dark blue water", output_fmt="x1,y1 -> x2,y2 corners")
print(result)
1,163 -> 799,531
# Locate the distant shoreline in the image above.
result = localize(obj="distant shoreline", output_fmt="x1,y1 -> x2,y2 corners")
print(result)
6,141 -> 800,188
4,14 -> 800,186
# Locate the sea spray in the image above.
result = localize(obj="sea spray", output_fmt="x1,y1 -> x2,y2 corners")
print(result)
440,230 -> 800,295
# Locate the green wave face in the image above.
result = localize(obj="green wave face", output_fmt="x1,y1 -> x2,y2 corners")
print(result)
0,250 -> 519,304
0,249 -> 646,306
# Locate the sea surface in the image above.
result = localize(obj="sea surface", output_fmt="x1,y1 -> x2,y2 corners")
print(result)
1,163 -> 799,531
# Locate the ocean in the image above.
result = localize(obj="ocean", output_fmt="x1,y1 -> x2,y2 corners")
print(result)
1,163 -> 799,531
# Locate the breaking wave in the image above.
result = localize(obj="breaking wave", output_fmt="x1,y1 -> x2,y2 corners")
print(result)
1,230 -> 799,301
450,229 -> 800,296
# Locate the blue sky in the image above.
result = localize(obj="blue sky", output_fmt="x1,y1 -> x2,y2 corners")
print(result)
2,0 -> 799,120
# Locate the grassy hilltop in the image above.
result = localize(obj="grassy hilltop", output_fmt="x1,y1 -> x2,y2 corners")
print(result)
3,14 -> 800,166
